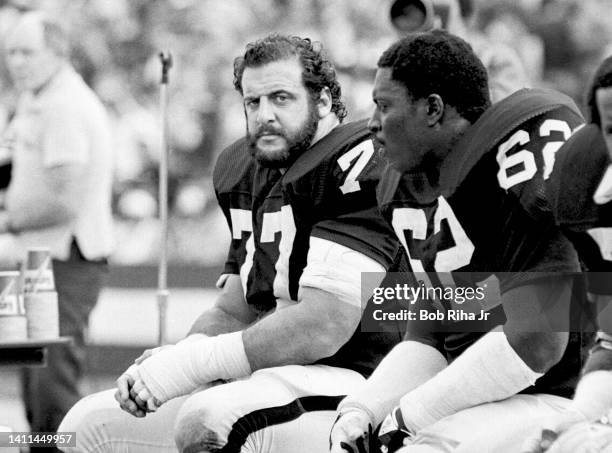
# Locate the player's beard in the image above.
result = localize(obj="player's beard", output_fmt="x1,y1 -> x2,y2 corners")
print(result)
247,101 -> 319,169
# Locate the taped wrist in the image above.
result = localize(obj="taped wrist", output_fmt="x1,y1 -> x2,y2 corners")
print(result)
399,330 -> 543,433
138,331 -> 251,402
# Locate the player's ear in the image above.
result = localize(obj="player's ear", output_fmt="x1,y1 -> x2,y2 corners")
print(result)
425,94 -> 444,126
316,87 -> 333,118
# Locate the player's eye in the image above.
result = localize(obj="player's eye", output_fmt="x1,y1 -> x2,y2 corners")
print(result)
373,97 -> 389,113
245,99 -> 259,110
273,93 -> 290,104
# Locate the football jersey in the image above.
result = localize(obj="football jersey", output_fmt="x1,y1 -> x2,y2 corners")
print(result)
547,124 -> 612,374
548,124 -> 612,294
378,88 -> 592,397
214,120 -> 405,376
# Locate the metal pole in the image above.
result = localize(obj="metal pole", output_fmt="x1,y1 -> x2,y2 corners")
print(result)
157,51 -> 172,346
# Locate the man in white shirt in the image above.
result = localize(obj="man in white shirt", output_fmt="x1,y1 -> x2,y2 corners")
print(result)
0,11 -> 113,445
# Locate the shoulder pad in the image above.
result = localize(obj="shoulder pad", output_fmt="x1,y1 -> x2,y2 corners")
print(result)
213,137 -> 255,195
443,88 -> 583,190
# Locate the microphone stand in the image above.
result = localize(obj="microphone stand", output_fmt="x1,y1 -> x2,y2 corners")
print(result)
157,51 -> 173,346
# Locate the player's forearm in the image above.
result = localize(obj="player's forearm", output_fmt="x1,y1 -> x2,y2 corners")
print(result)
243,286 -> 360,370
134,291 -> 356,404
504,330 -> 569,373
398,329 -> 543,433
502,276 -> 573,372
187,306 -> 251,336
188,274 -> 258,336
339,341 -> 447,426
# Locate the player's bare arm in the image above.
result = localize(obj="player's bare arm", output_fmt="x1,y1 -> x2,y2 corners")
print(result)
122,238 -> 386,409
185,270 -> 365,368
244,285 -> 361,369
396,277 -> 572,428
188,274 -> 259,336
502,276 -> 573,373
244,236 -> 387,369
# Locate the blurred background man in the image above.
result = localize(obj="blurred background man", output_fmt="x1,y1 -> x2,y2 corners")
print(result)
0,11 -> 113,450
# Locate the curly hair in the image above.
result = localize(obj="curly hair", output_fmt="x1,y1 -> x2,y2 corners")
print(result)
377,29 -> 490,124
233,34 -> 347,121
586,55 -> 612,126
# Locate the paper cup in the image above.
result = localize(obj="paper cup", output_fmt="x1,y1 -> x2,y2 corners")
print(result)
25,291 -> 59,340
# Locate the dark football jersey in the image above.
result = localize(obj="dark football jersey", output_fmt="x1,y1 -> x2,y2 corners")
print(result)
213,120 -> 404,376
548,124 -> 612,294
547,124 -> 612,374
378,88 -> 592,397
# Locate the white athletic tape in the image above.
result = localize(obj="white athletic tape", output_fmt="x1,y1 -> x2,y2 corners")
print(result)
399,329 -> 543,432
137,331 -> 251,403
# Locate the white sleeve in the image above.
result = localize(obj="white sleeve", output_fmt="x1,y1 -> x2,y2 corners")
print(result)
299,236 -> 385,308
399,328 -> 543,433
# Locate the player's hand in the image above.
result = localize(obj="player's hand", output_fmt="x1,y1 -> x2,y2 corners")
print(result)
520,409 -> 587,452
329,409 -> 374,453
114,364 -> 147,418
377,406 -> 414,453
130,376 -> 163,413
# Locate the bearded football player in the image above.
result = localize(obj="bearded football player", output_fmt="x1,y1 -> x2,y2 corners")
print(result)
329,30 -> 594,453
59,35 -> 406,453
520,55 -> 612,453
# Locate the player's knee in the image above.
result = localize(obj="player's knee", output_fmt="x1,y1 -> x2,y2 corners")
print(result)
174,390 -> 235,453
58,390 -> 117,453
